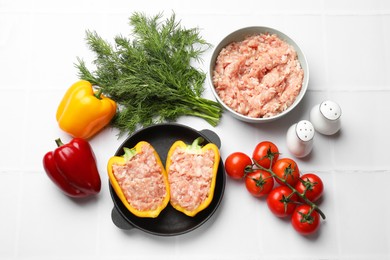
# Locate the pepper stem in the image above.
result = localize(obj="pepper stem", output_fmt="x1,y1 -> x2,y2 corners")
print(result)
123,147 -> 137,162
55,138 -> 64,147
185,137 -> 205,154
94,88 -> 103,100
191,137 -> 204,149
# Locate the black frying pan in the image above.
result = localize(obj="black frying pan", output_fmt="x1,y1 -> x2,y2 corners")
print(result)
109,123 -> 226,236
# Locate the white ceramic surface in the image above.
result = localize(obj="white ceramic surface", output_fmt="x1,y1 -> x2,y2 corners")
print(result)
1,1 -> 390,259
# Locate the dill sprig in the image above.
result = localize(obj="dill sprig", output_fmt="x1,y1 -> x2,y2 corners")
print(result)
75,12 -> 222,135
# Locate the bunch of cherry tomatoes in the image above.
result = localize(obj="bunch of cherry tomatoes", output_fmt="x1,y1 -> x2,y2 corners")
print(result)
224,141 -> 325,235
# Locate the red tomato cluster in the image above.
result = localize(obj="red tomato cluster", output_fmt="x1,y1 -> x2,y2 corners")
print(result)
224,141 -> 325,236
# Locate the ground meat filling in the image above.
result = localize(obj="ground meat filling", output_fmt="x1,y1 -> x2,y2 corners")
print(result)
168,147 -> 215,212
112,144 -> 167,212
213,33 -> 304,118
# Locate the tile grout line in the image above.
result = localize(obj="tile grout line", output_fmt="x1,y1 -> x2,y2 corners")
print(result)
12,90 -> 30,258
1,8 -> 390,16
12,171 -> 23,258
381,15 -> 390,77
12,10 -> 34,257
320,1 -> 341,258
94,13 -> 109,258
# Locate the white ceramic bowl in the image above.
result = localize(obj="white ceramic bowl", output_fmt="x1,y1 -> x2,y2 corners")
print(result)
208,26 -> 309,123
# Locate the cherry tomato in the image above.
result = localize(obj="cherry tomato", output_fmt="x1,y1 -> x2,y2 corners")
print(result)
295,173 -> 324,203
267,186 -> 298,217
291,204 -> 320,235
245,170 -> 274,197
272,158 -> 300,186
252,141 -> 279,169
224,152 -> 252,180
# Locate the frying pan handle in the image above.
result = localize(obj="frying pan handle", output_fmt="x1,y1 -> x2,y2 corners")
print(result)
111,207 -> 134,230
200,129 -> 221,149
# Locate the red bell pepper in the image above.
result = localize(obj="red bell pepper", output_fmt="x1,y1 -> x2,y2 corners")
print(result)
43,138 -> 101,198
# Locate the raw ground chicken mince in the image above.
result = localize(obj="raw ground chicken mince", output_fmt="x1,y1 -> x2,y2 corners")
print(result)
168,147 -> 215,212
212,33 -> 304,118
112,144 -> 167,211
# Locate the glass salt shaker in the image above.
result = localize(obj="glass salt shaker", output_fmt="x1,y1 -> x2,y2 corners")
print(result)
310,100 -> 342,135
286,120 -> 315,158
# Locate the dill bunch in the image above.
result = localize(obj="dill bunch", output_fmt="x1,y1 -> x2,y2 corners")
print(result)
75,12 -> 223,135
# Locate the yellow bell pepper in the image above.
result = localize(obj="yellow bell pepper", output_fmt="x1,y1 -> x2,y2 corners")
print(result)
107,141 -> 170,218
166,137 -> 220,217
56,80 -> 117,139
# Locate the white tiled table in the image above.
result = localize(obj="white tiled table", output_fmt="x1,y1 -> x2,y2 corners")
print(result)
1,0 -> 390,259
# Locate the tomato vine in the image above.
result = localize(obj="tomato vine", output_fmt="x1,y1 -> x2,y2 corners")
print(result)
225,140 -> 326,235
248,155 -> 326,220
